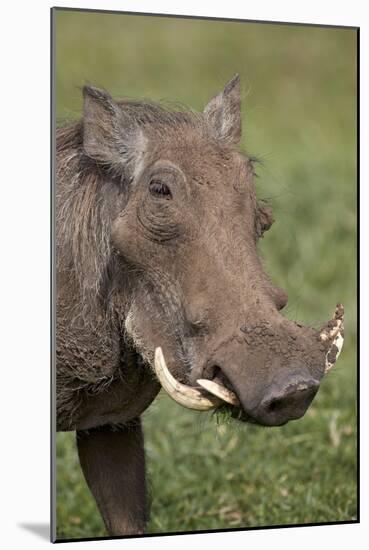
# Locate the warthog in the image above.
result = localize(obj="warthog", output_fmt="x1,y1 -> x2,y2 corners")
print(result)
56,75 -> 344,536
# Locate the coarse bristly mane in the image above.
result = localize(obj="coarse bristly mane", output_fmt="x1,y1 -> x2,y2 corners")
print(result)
56,99 -> 202,329
56,121 -> 114,324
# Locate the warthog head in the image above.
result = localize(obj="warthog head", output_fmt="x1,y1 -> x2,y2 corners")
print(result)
82,75 -> 344,426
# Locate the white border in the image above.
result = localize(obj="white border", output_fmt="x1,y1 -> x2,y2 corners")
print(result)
1,1 -> 365,548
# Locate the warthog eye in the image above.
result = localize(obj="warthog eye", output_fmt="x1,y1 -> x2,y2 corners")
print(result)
255,201 -> 274,238
149,179 -> 172,199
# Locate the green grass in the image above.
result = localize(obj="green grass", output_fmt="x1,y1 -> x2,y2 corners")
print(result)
55,10 -> 357,540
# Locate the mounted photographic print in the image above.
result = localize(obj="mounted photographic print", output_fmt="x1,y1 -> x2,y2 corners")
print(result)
51,7 -> 358,542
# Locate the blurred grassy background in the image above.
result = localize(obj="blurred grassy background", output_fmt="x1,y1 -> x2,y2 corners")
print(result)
54,9 -> 357,540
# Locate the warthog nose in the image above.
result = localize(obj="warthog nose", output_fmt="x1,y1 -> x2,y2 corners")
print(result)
255,377 -> 320,426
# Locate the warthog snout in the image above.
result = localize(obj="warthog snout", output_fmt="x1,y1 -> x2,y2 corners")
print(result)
196,361 -> 320,426
252,374 -> 320,426
154,304 -> 344,427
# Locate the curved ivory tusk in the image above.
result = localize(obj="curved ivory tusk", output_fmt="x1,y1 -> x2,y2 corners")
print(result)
325,330 -> 344,373
320,304 -> 345,373
197,378 -> 240,406
320,303 -> 344,342
154,347 -> 222,411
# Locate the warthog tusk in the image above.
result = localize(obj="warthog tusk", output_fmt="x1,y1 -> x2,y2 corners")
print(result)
324,330 -> 344,373
319,304 -> 345,373
154,347 -> 222,411
196,379 -> 240,407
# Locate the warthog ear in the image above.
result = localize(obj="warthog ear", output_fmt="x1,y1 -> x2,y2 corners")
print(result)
204,74 -> 241,144
82,85 -> 123,163
83,86 -> 147,177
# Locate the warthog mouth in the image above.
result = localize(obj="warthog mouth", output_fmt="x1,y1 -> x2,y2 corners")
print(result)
153,304 -> 344,422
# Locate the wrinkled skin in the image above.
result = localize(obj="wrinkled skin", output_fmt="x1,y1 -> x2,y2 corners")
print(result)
56,76 -> 342,536
109,80 -> 331,426
118,139 -> 325,425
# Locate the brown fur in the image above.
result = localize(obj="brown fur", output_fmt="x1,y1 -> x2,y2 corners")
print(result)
56,76 -> 330,535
